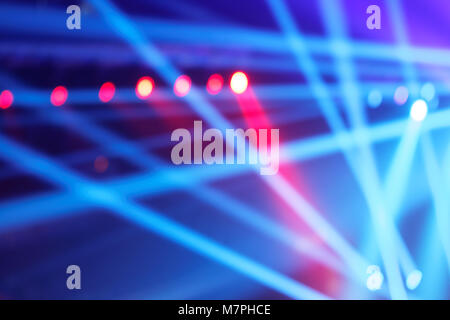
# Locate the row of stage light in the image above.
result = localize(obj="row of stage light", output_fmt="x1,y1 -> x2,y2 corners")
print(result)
0,70 -> 433,123
0,71 -> 249,109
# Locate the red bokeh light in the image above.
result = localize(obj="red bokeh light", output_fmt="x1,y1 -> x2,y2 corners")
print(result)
174,75 -> 191,97
94,155 -> 109,173
136,76 -> 154,100
50,86 -> 68,107
99,82 -> 116,103
0,90 -> 13,109
206,74 -> 224,95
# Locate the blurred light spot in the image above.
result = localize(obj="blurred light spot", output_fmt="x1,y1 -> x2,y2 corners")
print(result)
230,71 -> 249,94
410,99 -> 428,122
51,86 -> 68,107
94,155 -> 109,173
0,90 -> 14,109
174,75 -> 191,97
406,270 -> 422,290
394,86 -> 409,105
366,265 -> 383,291
429,97 -> 439,110
367,89 -> 383,108
206,74 -> 224,95
420,82 -> 436,102
99,82 -> 115,103
136,76 -> 154,99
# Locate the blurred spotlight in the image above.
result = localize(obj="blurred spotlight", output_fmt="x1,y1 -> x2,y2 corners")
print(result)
406,270 -> 422,290
394,86 -> 409,105
410,99 -> 428,122
50,86 -> 68,107
230,71 -> 249,94
94,155 -> 109,173
366,265 -> 384,291
420,82 -> 436,102
136,76 -> 154,100
206,74 -> 224,95
99,82 -> 116,103
367,89 -> 383,108
174,75 -> 191,97
0,90 -> 13,109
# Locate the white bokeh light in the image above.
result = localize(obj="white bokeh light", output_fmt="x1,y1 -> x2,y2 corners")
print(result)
406,270 -> 423,290
410,99 -> 428,122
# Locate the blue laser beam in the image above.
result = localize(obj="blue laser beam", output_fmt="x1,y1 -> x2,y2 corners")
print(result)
88,0 -> 371,283
0,73 -> 355,288
1,3 -> 450,68
318,0 -> 411,299
420,134 -> 450,272
0,133 -> 329,300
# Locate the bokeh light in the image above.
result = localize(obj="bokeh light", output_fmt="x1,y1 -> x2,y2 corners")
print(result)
230,71 -> 249,94
50,86 -> 68,107
0,90 -> 14,109
394,86 -> 409,105
94,155 -> 109,173
174,75 -> 192,97
406,270 -> 423,290
99,82 -> 116,103
206,74 -> 224,95
410,99 -> 428,122
420,82 -> 436,102
367,89 -> 383,108
136,76 -> 154,100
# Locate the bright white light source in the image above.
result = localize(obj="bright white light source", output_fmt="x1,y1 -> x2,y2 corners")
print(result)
406,270 -> 422,290
410,99 -> 428,122
420,82 -> 436,102
366,265 -> 384,291
230,71 -> 248,94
